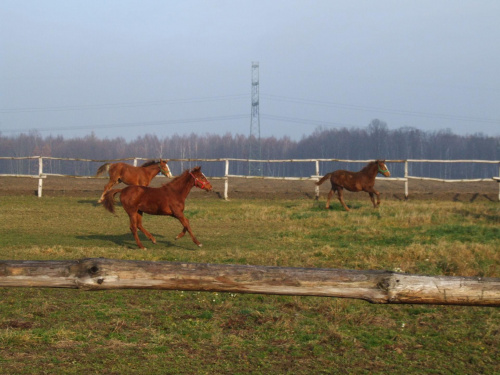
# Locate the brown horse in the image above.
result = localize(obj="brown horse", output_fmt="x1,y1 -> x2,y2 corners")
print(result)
102,166 -> 212,249
96,159 -> 172,203
316,160 -> 390,211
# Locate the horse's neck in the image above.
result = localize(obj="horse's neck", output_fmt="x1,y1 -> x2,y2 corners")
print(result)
362,163 -> 378,178
144,164 -> 160,176
166,173 -> 194,198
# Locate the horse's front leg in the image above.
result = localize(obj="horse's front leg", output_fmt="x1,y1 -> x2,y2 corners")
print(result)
175,227 -> 187,241
367,189 -> 381,208
98,180 -> 118,203
175,214 -> 202,247
368,192 -> 376,208
375,190 -> 381,207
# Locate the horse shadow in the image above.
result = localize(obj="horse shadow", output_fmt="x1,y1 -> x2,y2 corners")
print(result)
78,199 -> 103,207
76,233 -> 195,250
453,193 -> 494,203
314,201 -> 361,211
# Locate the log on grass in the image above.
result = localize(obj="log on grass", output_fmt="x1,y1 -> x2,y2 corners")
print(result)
0,258 -> 498,306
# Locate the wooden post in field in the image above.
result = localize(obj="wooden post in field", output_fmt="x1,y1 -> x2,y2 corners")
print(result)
224,159 -> 229,200
314,160 -> 320,200
404,160 -> 409,200
0,258 -> 498,306
37,156 -> 43,198
498,163 -> 500,201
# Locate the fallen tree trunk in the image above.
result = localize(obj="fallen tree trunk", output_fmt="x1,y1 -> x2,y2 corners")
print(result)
0,258 -> 498,306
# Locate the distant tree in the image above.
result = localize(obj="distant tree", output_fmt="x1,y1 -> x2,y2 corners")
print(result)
0,124 -> 499,178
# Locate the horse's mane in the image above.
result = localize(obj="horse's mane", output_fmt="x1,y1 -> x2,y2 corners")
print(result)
360,160 -> 379,173
162,169 -> 190,185
140,160 -> 159,168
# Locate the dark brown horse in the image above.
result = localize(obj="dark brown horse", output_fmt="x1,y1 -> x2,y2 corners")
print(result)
96,159 -> 172,203
316,160 -> 390,211
102,166 -> 212,249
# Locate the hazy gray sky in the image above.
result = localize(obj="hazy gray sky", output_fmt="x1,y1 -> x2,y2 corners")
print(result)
1,0 -> 499,141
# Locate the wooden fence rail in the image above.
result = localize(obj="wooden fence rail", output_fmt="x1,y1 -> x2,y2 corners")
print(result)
0,258 -> 498,306
0,156 -> 499,200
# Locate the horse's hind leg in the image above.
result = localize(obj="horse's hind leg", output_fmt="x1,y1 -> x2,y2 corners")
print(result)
325,189 -> 334,209
337,188 -> 350,211
136,212 -> 156,245
129,212 -> 146,249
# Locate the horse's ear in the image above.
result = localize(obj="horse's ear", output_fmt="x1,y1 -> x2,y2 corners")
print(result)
193,166 -> 201,172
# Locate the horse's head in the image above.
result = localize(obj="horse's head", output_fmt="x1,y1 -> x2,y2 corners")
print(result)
159,159 -> 172,178
377,160 -> 391,177
190,166 -> 212,191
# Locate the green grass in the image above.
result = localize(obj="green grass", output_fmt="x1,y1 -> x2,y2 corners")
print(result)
0,195 -> 499,374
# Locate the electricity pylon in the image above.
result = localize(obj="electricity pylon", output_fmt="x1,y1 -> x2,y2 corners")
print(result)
249,61 -> 262,175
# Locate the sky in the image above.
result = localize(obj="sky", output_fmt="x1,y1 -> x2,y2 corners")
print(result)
1,0 -> 499,141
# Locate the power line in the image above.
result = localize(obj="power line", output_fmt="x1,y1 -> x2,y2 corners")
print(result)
3,92 -> 498,125
0,114 -> 249,134
2,93 -> 498,137
266,94 -> 500,124
262,94 -> 500,125
0,95 -> 249,114
261,114 -> 357,128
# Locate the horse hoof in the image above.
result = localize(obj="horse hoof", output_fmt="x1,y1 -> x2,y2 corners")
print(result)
198,244 -> 203,248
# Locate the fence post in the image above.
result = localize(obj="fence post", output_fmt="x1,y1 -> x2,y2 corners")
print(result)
314,160 -> 320,200
37,157 -> 43,198
404,160 -> 409,200
133,158 -> 138,167
224,159 -> 229,200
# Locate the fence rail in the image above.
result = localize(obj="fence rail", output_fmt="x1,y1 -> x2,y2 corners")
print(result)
0,156 -> 499,200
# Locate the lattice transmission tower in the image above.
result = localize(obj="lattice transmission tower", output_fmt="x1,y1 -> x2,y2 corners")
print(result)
249,61 -> 262,175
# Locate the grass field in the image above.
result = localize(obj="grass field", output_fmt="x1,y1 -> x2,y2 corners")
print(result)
0,192 -> 499,374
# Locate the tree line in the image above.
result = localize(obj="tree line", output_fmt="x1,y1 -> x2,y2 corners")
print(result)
0,119 -> 498,179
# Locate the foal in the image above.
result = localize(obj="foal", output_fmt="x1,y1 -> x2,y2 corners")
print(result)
316,160 -> 390,211
96,159 -> 172,203
102,167 -> 212,249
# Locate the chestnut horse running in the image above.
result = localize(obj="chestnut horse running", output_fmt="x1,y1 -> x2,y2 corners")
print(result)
96,159 -> 172,203
316,160 -> 390,211
102,166 -> 212,249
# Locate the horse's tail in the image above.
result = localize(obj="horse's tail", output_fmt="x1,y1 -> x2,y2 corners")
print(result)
102,189 -> 122,214
315,173 -> 332,186
96,163 -> 110,177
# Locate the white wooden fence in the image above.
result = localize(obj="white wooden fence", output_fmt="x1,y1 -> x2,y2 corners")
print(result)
1,156 -> 499,200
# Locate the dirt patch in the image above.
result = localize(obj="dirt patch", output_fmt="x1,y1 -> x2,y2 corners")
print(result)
0,175 -> 498,202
